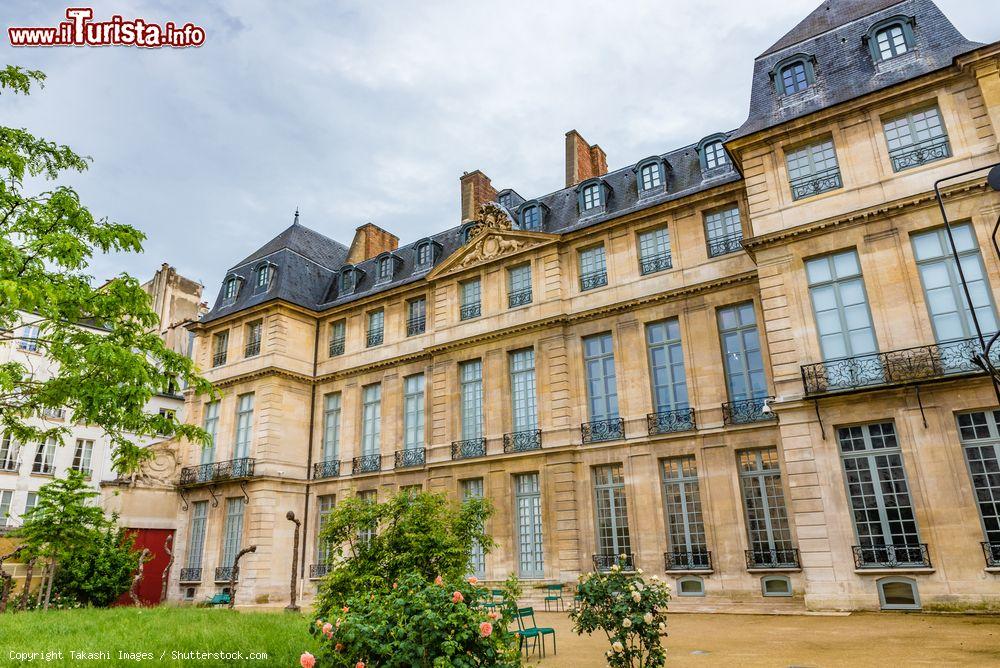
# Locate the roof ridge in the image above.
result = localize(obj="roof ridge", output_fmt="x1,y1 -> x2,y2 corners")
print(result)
760,0 -> 907,58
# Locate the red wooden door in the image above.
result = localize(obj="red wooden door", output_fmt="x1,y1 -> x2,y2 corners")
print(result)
113,528 -> 175,606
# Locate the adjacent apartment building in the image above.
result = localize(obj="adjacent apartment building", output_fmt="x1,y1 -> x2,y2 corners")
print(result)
165,0 -> 1000,612
0,264 -> 203,529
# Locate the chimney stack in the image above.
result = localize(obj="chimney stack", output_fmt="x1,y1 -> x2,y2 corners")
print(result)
460,170 -> 498,222
565,130 -> 608,188
347,223 -> 399,264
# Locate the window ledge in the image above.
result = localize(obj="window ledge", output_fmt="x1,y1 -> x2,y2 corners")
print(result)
746,567 -> 801,574
665,569 -> 713,576
984,567 -> 1000,574
853,567 -> 935,575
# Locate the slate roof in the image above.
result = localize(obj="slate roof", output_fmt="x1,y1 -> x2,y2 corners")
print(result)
732,0 -> 981,139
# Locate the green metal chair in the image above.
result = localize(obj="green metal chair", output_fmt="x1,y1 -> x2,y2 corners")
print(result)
515,607 -> 555,658
543,583 -> 565,611
206,592 -> 231,606
483,588 -> 505,610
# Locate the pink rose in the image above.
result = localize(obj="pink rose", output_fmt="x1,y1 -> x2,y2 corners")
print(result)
300,652 -> 316,668
322,623 -> 333,635
356,663 -> 365,668
434,575 -> 444,586
479,622 -> 493,638
452,591 -> 465,603
468,576 -> 479,585
487,611 -> 501,621
342,606 -> 349,613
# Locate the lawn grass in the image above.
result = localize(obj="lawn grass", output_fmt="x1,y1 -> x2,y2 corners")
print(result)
0,606 -> 311,666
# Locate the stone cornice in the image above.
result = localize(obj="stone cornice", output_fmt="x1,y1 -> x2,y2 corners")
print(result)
208,270 -> 758,388
741,179 -> 991,258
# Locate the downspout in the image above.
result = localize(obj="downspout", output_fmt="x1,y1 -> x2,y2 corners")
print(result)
301,318 -> 321,582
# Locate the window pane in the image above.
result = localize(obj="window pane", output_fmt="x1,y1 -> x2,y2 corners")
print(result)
594,464 -> 631,557
583,333 -> 618,421
514,473 -> 544,578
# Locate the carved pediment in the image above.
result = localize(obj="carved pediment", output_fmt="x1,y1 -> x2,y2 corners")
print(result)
134,439 -> 180,489
429,203 -> 559,279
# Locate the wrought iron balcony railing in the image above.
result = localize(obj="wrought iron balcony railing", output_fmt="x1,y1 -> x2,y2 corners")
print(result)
582,418 -> 625,444
647,408 -> 696,435
214,566 -> 238,583
460,303 -> 481,321
508,288 -> 533,308
179,458 -> 256,487
179,567 -> 202,583
394,448 -> 425,468
328,337 -> 345,357
801,337 -> 995,396
852,543 -> 931,569
579,270 -> 608,292
983,542 -> 1000,568
244,340 -> 261,357
707,233 -> 744,258
722,397 -> 775,425
451,438 -> 487,460
312,459 -> 340,480
745,547 -> 800,570
593,553 -> 635,572
366,328 -> 383,347
309,564 -> 330,579
889,136 -> 951,173
664,549 -> 712,571
790,166 -> 842,201
352,454 -> 380,475
639,252 -> 672,275
211,351 -> 227,367
406,316 -> 426,336
503,429 -> 542,453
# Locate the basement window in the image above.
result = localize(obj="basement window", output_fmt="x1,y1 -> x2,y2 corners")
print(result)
878,577 -> 920,610
677,576 -> 705,597
761,575 -> 792,597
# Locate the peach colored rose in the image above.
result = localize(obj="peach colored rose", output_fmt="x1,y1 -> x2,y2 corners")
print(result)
342,606 -> 349,613
356,662 -> 365,668
322,623 -> 333,635
467,576 -> 479,585
300,652 -> 316,668
452,591 -> 464,603
479,622 -> 493,638
434,575 -> 444,586
335,643 -> 344,652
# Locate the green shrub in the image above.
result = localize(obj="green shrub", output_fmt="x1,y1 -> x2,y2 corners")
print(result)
53,527 -> 142,607
306,571 -> 519,667
570,558 -> 671,667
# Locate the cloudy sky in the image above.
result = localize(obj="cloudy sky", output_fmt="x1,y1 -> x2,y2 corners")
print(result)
2,1 -> 997,301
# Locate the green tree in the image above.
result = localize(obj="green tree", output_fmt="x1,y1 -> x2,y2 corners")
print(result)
0,65 -> 212,475
315,491 -> 493,619
14,470 -> 116,609
53,526 -> 142,607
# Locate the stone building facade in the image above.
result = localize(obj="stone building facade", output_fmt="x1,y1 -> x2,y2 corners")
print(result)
166,0 -> 1000,612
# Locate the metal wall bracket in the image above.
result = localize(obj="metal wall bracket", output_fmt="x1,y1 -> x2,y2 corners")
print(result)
914,385 -> 928,429
813,399 -> 826,440
239,479 -> 250,505
209,485 -> 221,508
179,488 -> 189,512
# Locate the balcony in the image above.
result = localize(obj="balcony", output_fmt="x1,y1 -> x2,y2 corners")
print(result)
745,548 -> 800,570
664,549 -> 712,572
352,454 -> 381,475
309,564 -> 330,579
582,418 -> 625,444
179,567 -> 202,583
179,458 -> 255,487
722,397 -> 775,425
707,233 -> 743,258
647,408 -> 696,435
366,328 -> 383,348
852,544 -> 931,569
790,166 -> 842,201
312,459 -> 340,480
460,303 -> 481,321
801,337 -> 992,396
211,351 -> 227,367
451,438 -> 486,460
394,448 -> 425,469
983,542 -> 1000,568
593,553 -> 635,572
406,316 -> 426,336
889,136 -> 950,173
214,566 -> 238,583
639,252 -> 672,275
508,288 -> 533,309
328,337 -> 345,357
244,340 -> 260,357
503,429 -> 542,453
579,270 -> 608,292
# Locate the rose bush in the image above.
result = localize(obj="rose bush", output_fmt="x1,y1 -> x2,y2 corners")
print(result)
306,572 -> 519,667
570,558 -> 671,668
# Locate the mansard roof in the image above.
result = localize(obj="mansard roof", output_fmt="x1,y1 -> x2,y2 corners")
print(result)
732,0 -> 981,140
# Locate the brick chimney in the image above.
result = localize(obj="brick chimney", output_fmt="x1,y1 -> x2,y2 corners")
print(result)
460,170 -> 498,222
565,130 -> 608,188
347,222 -> 399,264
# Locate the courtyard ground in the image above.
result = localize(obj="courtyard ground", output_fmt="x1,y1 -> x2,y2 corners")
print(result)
0,606 -> 998,666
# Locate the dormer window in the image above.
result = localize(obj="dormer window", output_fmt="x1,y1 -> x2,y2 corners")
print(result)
582,183 -> 601,210
520,204 -> 542,231
222,276 -> 241,306
640,162 -> 661,190
417,243 -> 431,266
866,17 -> 915,62
340,267 -> 357,294
498,192 -> 512,208
704,142 -> 727,169
378,256 -> 393,283
253,263 -> 273,294
772,55 -> 816,96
